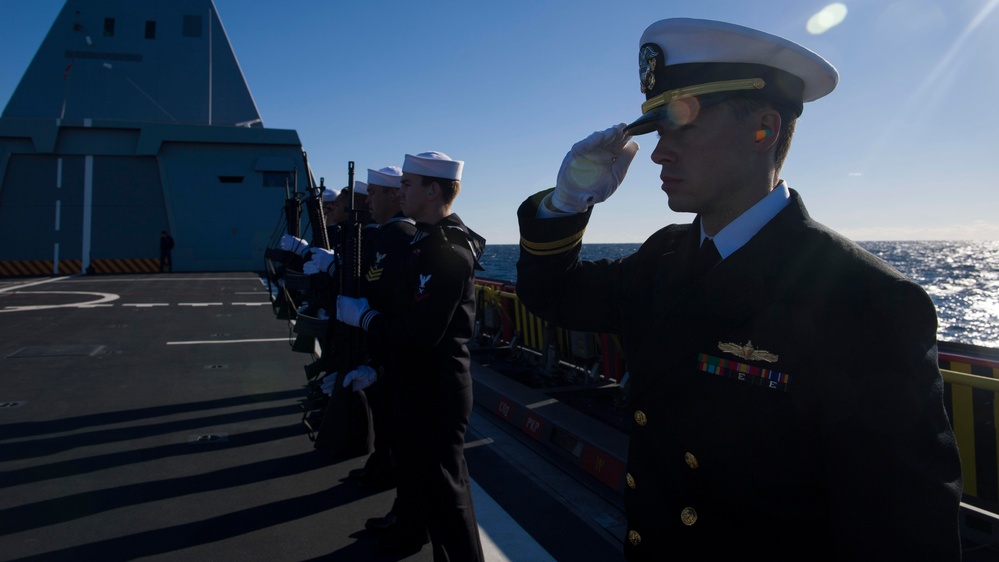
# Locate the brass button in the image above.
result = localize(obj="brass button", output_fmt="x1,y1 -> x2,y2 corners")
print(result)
634,410 -> 648,426
628,530 -> 641,546
680,507 -> 698,526
684,452 -> 699,469
626,473 -> 636,489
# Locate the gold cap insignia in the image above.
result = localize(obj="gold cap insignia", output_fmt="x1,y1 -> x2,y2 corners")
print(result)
639,45 -> 660,94
717,340 -> 778,363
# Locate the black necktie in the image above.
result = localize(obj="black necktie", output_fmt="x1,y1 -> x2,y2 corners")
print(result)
693,238 -> 721,279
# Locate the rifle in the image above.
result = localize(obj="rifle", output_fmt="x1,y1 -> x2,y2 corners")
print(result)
265,174 -> 303,321
289,151 -> 329,350
301,151 -> 330,251
313,161 -> 372,456
297,157 -> 330,432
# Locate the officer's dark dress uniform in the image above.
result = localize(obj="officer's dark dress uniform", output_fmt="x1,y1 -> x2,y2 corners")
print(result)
517,188 -> 962,560
362,213 -> 486,562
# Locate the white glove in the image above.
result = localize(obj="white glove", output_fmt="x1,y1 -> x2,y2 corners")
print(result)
279,234 -> 310,257
336,295 -> 377,330
343,365 -> 378,391
320,372 -> 338,395
551,123 -> 640,213
304,247 -> 336,276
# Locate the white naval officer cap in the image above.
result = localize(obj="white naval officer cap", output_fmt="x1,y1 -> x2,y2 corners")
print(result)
368,166 -> 403,188
403,152 -> 463,181
321,188 -> 340,202
352,181 -> 368,196
625,18 -> 839,135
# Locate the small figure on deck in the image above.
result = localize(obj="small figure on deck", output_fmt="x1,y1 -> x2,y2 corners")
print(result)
158,230 -> 174,272
515,17 -> 962,561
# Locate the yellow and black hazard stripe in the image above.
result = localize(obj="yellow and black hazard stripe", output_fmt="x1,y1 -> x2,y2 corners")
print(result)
0,258 -> 163,277
0,260 -> 83,277
89,258 -> 160,274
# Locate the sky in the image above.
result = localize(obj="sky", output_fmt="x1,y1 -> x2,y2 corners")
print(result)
2,0 -> 998,244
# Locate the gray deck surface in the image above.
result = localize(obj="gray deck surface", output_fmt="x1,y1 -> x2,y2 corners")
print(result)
0,273 -> 625,561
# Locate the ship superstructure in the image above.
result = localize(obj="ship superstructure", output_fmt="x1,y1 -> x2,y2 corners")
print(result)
0,0 -> 312,275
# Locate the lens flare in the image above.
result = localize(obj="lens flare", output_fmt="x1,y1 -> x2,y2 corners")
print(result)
666,97 -> 701,126
807,3 -> 849,35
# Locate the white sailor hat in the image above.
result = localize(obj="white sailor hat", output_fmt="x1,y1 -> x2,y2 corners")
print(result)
625,18 -> 839,135
368,166 -> 403,188
403,152 -> 463,181
352,181 -> 368,196
321,188 -> 339,202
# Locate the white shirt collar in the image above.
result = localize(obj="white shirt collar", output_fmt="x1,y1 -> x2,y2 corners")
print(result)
700,181 -> 791,259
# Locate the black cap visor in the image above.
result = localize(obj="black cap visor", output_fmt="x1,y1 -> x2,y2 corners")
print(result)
624,92 -> 737,135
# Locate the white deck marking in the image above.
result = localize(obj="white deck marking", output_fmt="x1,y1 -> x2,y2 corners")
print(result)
231,302 -> 270,306
123,303 -> 169,308
178,303 -> 223,307
471,478 -> 557,562
166,338 -> 288,345
0,277 -> 74,293
0,290 -> 120,312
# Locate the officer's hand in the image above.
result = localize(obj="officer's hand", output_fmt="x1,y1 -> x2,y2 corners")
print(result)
279,234 -> 310,257
306,248 -> 337,276
320,372 -> 338,395
551,123 -> 639,213
343,365 -> 378,391
337,296 -> 377,330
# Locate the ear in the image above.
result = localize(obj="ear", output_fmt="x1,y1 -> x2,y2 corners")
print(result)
427,182 -> 439,199
754,110 -> 781,153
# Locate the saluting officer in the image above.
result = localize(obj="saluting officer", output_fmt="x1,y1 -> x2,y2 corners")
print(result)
338,152 -> 486,561
516,18 -> 962,561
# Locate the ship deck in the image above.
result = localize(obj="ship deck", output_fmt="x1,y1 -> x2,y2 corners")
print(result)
2,272 -> 997,561
0,272 -> 625,561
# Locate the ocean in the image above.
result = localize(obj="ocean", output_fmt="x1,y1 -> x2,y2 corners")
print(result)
476,240 -> 999,348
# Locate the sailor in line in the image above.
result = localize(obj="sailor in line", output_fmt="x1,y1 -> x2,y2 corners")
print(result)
284,180 -> 376,458
348,166 -> 415,491
338,151 -> 486,561
347,165 -> 429,544
515,18 -> 962,561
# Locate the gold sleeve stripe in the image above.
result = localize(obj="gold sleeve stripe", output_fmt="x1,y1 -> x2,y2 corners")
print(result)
521,241 -> 582,256
520,229 -> 585,256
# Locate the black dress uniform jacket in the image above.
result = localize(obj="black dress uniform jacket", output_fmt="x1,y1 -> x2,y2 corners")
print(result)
364,213 -> 487,562
358,215 -> 418,488
517,188 -> 962,561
